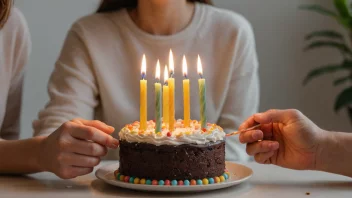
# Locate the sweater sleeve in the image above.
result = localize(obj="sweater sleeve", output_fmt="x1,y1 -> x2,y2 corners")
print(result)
0,8 -> 31,140
217,18 -> 260,162
33,23 -> 99,136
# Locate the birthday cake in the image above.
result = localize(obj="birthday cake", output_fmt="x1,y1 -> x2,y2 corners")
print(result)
115,119 -> 229,185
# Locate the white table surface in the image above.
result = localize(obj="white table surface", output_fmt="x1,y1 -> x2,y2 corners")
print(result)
0,161 -> 351,198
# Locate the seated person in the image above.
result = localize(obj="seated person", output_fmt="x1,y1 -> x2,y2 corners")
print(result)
0,3 -> 118,178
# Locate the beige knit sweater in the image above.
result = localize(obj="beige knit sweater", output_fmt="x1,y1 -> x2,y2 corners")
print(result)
34,3 -> 259,161
0,8 -> 30,140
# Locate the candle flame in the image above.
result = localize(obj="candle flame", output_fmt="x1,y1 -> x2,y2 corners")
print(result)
164,65 -> 169,84
141,54 -> 146,79
169,49 -> 174,76
156,60 -> 161,80
197,55 -> 203,78
182,55 -> 188,78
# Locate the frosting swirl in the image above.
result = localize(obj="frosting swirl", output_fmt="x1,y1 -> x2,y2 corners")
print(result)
119,120 -> 225,146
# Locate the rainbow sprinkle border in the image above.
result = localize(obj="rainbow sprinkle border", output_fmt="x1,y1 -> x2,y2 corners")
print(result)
113,169 -> 230,186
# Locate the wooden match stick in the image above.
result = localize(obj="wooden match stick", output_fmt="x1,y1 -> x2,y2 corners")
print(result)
225,124 -> 262,137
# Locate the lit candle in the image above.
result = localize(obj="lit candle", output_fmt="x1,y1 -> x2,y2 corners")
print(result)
155,60 -> 162,133
182,55 -> 190,127
163,66 -> 169,127
140,54 -> 147,131
168,50 -> 175,131
197,55 -> 207,129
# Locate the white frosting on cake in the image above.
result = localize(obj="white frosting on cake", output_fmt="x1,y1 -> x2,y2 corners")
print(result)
119,119 -> 225,146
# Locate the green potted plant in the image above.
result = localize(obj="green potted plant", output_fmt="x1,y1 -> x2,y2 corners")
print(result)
301,0 -> 352,122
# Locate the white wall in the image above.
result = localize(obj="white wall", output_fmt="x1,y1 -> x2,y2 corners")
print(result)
15,0 -> 351,139
15,0 -> 100,138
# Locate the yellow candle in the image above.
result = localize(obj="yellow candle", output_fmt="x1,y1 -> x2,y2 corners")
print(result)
155,60 -> 162,133
140,54 -> 147,131
168,50 -> 175,131
163,66 -> 169,126
182,55 -> 190,127
198,55 -> 207,129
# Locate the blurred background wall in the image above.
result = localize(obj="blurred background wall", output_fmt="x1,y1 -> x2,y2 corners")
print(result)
15,0 -> 351,138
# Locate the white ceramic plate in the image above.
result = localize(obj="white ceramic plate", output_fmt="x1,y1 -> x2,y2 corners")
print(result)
95,161 -> 253,192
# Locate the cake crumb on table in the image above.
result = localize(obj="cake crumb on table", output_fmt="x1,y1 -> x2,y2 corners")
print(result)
306,192 -> 310,195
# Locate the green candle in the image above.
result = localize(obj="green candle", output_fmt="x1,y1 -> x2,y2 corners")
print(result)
155,60 -> 162,132
197,55 -> 207,129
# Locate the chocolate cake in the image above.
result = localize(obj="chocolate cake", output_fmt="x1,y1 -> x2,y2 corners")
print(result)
119,140 -> 225,180
117,119 -> 228,185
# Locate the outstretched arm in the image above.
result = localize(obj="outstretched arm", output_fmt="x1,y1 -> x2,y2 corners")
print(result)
0,119 -> 118,177
317,131 -> 352,177
239,109 -> 352,177
0,137 -> 44,174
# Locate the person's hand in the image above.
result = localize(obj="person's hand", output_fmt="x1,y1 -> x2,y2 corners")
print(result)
239,109 -> 326,170
38,119 -> 118,179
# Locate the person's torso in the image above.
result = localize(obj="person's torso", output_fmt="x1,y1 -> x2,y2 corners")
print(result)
74,3 -> 245,141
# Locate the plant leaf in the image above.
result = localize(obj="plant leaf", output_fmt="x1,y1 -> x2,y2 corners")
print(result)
299,4 -> 351,29
334,0 -> 351,19
303,60 -> 352,85
335,86 -> 352,111
304,41 -> 352,55
333,75 -> 351,86
299,4 -> 338,17
305,30 -> 344,41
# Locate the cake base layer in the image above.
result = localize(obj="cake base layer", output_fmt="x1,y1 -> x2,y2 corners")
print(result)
119,140 -> 225,180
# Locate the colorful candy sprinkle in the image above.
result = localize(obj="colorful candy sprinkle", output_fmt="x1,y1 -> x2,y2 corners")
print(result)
223,173 -> 229,180
129,177 -> 135,183
140,178 -> 146,184
167,132 -> 172,137
127,125 -> 133,130
202,178 -> 209,185
215,177 -> 220,183
176,133 -> 184,138
115,170 -> 229,186
190,179 -> 196,185
184,180 -> 190,186
171,180 -> 178,186
164,180 -> 171,186
114,170 -> 119,177
219,176 -> 225,182
124,176 -> 130,183
134,178 -> 140,184
152,180 -> 158,185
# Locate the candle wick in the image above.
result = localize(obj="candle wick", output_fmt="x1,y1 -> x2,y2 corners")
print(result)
184,74 -> 188,79
164,81 -> 168,86
141,73 -> 146,80
199,73 -> 203,79
169,72 -> 174,78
